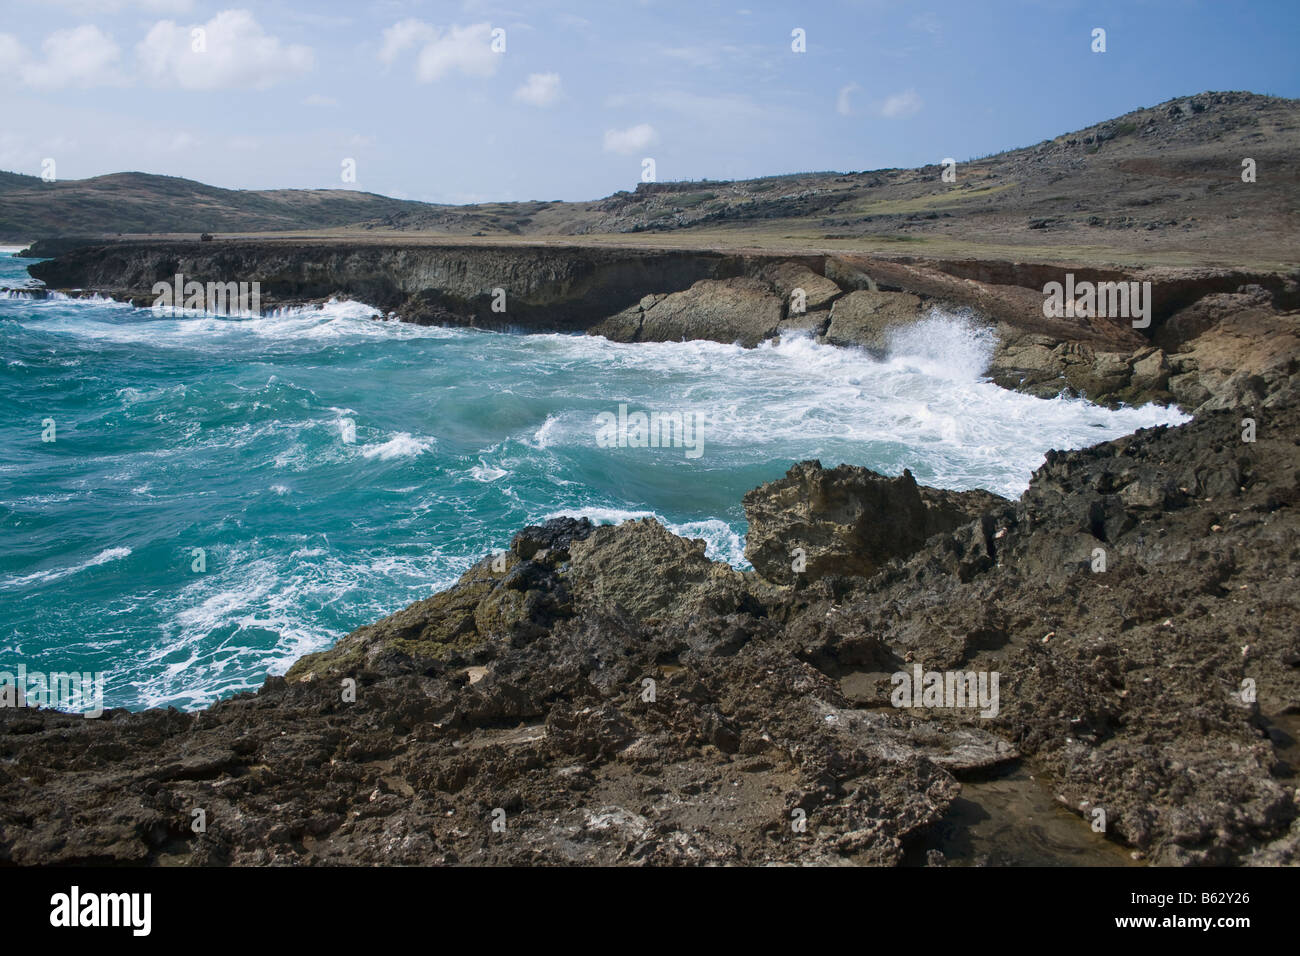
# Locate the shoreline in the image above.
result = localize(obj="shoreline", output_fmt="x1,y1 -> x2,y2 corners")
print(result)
19,238 -> 1300,411
2,399 -> 1295,865
1,241 -> 1297,865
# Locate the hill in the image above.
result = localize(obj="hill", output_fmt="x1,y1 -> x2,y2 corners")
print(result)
0,170 -> 438,240
366,92 -> 1298,267
4,92 -> 1297,269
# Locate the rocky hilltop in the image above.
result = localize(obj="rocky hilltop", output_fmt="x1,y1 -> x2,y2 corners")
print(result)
376,93 -> 1298,266
0,171 -> 437,241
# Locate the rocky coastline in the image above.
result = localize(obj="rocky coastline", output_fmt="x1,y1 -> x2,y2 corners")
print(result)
1,241 -> 1297,866
20,239 -> 1300,410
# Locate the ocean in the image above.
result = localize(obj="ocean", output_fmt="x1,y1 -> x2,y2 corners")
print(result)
0,249 -> 1188,710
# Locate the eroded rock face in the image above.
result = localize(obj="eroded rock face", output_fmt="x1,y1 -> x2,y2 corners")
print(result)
28,239 -> 1298,413
988,331 -> 1176,407
823,289 -> 925,351
782,402 -> 1300,864
742,460 -> 1005,586
1164,303 -> 1300,413
285,518 -> 596,683
567,519 -> 758,621
758,261 -> 842,312
589,276 -> 783,347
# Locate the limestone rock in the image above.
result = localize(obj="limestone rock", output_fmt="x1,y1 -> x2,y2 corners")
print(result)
567,518 -> 757,621
589,276 -> 780,347
823,289 -> 925,350
759,261 -> 843,312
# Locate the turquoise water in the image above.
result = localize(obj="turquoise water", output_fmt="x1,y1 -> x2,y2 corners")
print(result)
0,250 -> 1187,710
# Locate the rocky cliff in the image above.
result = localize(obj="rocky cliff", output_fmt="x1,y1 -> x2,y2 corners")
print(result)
24,239 -> 1300,410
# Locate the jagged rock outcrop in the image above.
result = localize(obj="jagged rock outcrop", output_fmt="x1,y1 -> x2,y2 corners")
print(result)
567,519 -> 759,620
776,400 -> 1300,864
286,518 -> 597,683
1159,293 -> 1300,412
988,326 -> 1176,406
759,260 -> 842,311
741,461 -> 1005,586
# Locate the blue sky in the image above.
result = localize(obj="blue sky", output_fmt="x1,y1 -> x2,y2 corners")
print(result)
1,0 -> 1296,203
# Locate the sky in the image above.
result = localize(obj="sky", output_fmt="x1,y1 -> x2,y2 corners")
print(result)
1,0 -> 1297,204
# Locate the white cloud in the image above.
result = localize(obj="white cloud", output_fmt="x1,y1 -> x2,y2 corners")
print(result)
137,10 -> 314,90
303,93 -> 338,107
836,83 -> 860,116
513,72 -> 560,106
879,88 -> 923,118
379,19 -> 435,64
379,20 -> 500,82
0,26 -> 124,89
603,123 -> 657,154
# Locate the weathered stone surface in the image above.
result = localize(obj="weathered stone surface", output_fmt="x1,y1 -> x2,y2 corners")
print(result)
759,260 -> 843,312
785,402 -> 1300,864
566,518 -> 758,621
823,289 -> 925,350
988,333 -> 1178,407
742,460 -> 1005,586
589,276 -> 783,347
1164,304 -> 1300,413
814,702 -> 1019,772
285,518 -> 596,682
775,309 -> 832,339
27,239 -> 1299,412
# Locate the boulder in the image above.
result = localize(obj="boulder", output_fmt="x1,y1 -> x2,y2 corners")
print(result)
759,261 -> 843,312
990,334 -> 1177,407
776,310 -> 832,340
567,518 -> 757,621
286,518 -> 596,680
823,289 -> 925,350
589,277 -> 782,348
742,460 -> 1004,586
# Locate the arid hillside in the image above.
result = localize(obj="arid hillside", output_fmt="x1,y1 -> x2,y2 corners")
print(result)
0,170 -> 434,240
6,92 -> 1297,270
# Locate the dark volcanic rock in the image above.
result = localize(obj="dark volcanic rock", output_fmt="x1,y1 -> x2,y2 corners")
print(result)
780,401 -> 1300,864
742,460 -> 1005,586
